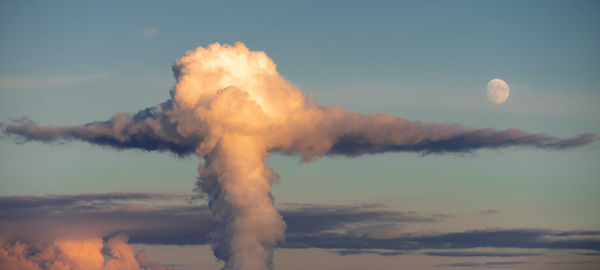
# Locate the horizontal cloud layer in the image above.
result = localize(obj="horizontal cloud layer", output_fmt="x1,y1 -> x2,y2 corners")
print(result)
3,102 -> 199,157
3,106 -> 595,159
431,261 -> 530,268
1,192 -> 598,254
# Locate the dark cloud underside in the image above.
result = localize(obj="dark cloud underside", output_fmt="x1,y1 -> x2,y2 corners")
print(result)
1,193 -> 599,252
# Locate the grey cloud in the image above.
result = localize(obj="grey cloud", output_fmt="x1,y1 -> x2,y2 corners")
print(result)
0,193 -> 443,246
0,192 -> 188,209
2,193 -> 599,253
282,229 -> 600,252
334,249 -> 405,256
545,261 -> 596,265
3,103 -> 595,160
3,101 -> 200,157
479,209 -> 500,216
321,116 -> 596,157
335,250 -> 541,258
280,203 -> 442,236
423,251 -> 541,257
573,252 -> 600,256
431,261 -> 530,268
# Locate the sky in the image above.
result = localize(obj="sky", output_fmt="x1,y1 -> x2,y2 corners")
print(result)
1,1 -> 599,270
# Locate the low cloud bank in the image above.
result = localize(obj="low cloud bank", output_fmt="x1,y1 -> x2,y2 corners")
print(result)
1,192 -> 598,255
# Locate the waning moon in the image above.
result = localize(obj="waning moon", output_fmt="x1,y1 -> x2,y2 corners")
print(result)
487,79 -> 510,104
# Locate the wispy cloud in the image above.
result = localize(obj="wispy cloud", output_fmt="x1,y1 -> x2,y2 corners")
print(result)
573,251 -> 600,256
0,72 -> 108,91
423,251 -> 540,257
334,249 -> 404,256
545,261 -> 596,265
479,209 -> 500,216
285,229 -> 600,252
143,28 -> 158,39
431,261 -> 530,268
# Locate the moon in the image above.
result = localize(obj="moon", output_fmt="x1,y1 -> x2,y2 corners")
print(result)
487,79 -> 510,104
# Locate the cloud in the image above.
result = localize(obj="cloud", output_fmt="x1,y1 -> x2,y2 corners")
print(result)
0,193 -> 443,246
0,72 -> 108,91
431,261 -> 530,268
0,192 -> 214,244
2,42 -> 596,270
545,261 -> 596,265
143,28 -> 158,39
335,250 -> 542,258
479,209 -> 500,216
1,192 -> 599,254
3,102 -> 199,157
4,108 -> 596,160
423,251 -> 540,257
284,229 -> 600,252
334,249 -> 405,256
573,251 -> 600,256
280,203 -> 443,237
0,192 -> 188,209
0,235 -> 170,270
323,126 -> 595,157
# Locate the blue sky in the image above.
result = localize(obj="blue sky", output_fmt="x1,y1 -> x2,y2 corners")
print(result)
1,1 -> 599,269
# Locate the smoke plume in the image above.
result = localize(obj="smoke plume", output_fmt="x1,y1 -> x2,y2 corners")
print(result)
2,42 -> 596,270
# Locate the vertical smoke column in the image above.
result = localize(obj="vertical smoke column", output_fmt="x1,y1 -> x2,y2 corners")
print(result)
170,43 -> 296,270
199,135 -> 284,270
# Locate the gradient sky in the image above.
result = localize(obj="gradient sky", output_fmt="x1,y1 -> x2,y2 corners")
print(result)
1,1 -> 599,269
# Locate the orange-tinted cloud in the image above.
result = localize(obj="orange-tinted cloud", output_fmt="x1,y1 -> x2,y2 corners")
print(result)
0,235 -> 170,270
